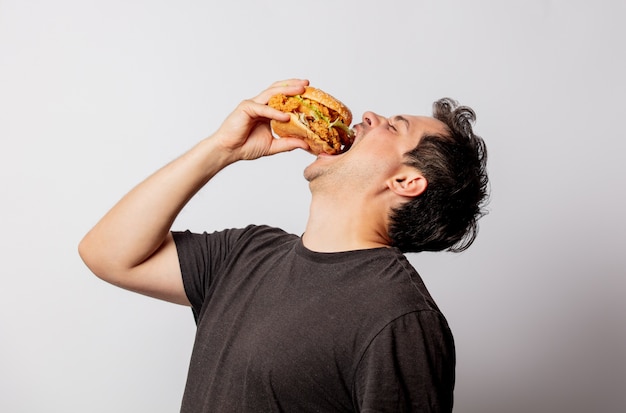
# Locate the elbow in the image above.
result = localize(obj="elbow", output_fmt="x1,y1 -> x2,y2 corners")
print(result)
78,233 -> 110,281
77,235 -> 91,268
78,232 -> 136,287
78,234 -> 97,276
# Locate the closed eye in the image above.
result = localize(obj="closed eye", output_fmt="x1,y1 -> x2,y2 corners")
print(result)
393,116 -> 410,133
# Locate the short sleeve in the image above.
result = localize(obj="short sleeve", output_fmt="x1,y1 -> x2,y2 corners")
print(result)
172,228 -> 249,320
353,311 -> 455,412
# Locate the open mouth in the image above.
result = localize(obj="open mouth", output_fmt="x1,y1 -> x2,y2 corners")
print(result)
332,127 -> 357,155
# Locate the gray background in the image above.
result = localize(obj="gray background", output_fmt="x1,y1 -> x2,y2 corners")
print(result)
1,0 -> 624,412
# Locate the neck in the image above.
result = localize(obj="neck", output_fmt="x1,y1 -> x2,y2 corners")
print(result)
302,190 -> 391,253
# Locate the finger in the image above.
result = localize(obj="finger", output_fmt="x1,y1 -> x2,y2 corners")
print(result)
269,78 -> 310,88
239,98 -> 291,122
252,79 -> 310,104
268,136 -> 310,156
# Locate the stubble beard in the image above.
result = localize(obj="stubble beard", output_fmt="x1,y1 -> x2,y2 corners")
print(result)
303,160 -> 340,194
302,157 -> 330,183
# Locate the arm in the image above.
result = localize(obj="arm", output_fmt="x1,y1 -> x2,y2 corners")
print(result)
78,79 -> 310,305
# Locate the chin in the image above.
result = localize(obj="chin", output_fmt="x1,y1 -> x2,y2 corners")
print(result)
303,162 -> 320,183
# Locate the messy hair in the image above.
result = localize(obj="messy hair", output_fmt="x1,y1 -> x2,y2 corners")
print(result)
388,98 -> 489,253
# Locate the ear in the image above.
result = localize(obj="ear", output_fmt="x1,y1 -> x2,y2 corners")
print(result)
387,169 -> 427,198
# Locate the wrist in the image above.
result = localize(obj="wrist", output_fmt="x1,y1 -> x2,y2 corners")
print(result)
184,136 -> 239,180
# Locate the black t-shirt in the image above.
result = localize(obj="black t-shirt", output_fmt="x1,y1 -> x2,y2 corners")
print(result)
173,225 -> 455,412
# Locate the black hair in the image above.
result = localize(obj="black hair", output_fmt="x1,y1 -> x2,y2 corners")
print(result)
388,98 -> 489,253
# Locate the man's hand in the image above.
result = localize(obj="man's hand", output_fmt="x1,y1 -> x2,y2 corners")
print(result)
213,79 -> 311,161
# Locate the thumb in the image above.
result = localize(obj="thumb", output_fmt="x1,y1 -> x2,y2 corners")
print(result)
268,137 -> 311,155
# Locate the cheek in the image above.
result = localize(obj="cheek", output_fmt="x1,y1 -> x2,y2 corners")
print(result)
358,143 -> 403,166
352,152 -> 400,180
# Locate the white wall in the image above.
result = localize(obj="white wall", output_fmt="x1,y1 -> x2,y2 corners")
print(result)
1,0 -> 624,412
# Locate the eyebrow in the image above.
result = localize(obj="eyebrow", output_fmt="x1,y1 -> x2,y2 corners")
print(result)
393,115 -> 410,132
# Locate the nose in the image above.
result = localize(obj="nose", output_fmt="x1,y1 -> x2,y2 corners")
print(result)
362,111 -> 385,127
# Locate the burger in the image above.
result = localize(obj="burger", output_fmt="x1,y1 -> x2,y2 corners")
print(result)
268,87 -> 355,155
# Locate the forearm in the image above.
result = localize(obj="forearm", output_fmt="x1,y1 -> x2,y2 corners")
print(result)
79,136 -> 235,278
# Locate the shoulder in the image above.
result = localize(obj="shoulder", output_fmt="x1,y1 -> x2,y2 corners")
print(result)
354,311 -> 455,412
375,310 -> 454,348
173,224 -> 296,250
360,309 -> 454,362
357,248 -> 442,314
222,225 -> 299,254
239,224 -> 296,242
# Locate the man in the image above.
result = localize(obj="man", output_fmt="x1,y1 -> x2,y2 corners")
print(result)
79,78 -> 488,412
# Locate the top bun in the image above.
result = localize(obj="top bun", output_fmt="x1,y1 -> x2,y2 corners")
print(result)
300,87 -> 352,126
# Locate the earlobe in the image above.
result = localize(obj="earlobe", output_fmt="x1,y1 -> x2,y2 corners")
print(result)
389,173 -> 427,198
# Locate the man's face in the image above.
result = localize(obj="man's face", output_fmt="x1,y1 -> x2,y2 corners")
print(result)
303,111 -> 448,192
